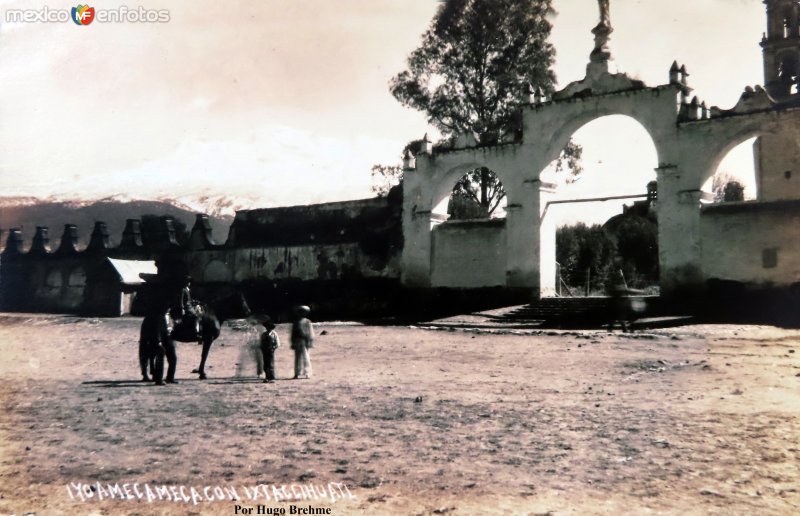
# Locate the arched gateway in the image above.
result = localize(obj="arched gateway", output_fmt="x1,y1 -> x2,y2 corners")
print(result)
401,0 -> 800,299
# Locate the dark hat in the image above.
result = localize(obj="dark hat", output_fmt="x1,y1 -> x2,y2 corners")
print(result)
295,305 -> 311,315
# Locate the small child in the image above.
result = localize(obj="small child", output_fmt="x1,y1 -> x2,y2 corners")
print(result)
260,317 -> 280,383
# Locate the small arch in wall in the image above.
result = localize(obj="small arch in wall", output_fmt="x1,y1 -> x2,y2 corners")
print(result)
42,269 -> 63,300
427,160 -> 514,223
68,267 -> 86,287
45,270 -> 63,288
64,267 -> 87,308
702,137 -> 759,203
428,163 -> 511,289
446,168 -> 508,221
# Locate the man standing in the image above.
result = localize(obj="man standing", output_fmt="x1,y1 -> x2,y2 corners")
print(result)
290,305 -> 314,379
138,273 -> 178,385
178,275 -> 200,337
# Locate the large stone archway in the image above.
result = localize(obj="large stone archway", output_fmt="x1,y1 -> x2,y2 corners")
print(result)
400,5 -> 800,299
402,83 -> 680,294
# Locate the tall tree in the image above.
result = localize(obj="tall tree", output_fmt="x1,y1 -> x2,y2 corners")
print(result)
390,0 -> 582,218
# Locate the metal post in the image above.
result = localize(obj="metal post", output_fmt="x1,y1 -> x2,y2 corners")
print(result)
586,268 -> 591,297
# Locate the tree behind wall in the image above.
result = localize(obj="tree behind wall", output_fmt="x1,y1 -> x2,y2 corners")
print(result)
390,0 -> 582,218
556,215 -> 659,294
556,223 -> 616,294
448,168 -> 505,219
711,173 -> 746,202
606,215 -> 659,288
371,164 -> 403,197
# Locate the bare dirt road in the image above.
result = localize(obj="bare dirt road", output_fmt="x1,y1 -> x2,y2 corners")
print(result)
0,313 -> 798,515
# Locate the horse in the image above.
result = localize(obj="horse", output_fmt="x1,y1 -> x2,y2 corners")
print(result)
139,288 -> 251,382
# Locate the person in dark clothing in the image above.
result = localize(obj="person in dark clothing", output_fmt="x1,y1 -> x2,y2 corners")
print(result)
258,316 -> 280,383
139,311 -> 158,382
153,331 -> 178,385
138,273 -> 178,385
177,275 -> 200,338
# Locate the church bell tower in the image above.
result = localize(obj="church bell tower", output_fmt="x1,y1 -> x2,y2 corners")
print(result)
762,0 -> 800,101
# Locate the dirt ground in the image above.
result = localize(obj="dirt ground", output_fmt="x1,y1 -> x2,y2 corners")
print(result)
0,313 -> 798,516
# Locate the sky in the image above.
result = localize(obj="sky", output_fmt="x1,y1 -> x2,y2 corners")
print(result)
0,0 -> 767,224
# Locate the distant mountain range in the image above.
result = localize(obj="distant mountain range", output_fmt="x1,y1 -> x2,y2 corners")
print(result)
0,195 -> 237,248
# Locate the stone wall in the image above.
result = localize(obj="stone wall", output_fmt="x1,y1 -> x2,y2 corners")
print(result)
0,191 -> 404,317
699,199 -> 800,286
431,219 -> 507,288
755,127 -> 800,202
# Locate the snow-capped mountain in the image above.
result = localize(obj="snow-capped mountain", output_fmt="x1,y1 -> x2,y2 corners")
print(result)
0,195 -> 238,247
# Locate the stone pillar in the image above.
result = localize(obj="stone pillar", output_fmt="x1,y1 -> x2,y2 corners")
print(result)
538,182 -> 559,297
56,224 -> 79,254
120,219 -> 143,248
0,229 -> 26,310
29,227 -> 50,255
150,218 -> 179,247
656,165 -> 705,295
188,214 -> 216,250
504,178 -> 556,296
3,229 -> 23,256
87,222 -> 111,252
400,157 -> 434,288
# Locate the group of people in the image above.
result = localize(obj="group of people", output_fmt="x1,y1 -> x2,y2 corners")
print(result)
137,273 -> 193,385
138,263 -> 318,384
247,305 -> 315,383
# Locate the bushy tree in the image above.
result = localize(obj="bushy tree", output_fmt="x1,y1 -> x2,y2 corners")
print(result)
557,208 -> 660,293
371,164 -> 403,197
391,0 -> 582,218
720,180 -> 745,202
391,0 -> 556,140
556,223 -> 616,293
606,215 -> 659,287
712,173 -> 746,202
448,168 -> 505,219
